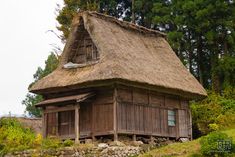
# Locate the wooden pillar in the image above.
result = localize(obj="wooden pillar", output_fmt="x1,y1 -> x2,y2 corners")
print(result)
75,104 -> 80,144
176,109 -> 180,140
188,109 -> 193,140
113,87 -> 118,141
56,112 -> 59,136
42,111 -> 47,138
91,103 -> 96,141
150,136 -> 155,143
133,134 -> 136,141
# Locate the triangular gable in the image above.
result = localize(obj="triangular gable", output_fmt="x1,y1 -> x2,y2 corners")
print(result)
68,18 -> 99,64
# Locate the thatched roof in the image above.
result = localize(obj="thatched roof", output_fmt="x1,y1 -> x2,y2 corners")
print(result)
30,11 -> 207,99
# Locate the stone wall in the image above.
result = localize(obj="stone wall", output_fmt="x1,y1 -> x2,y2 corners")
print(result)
5,136 -> 176,157
5,144 -> 142,157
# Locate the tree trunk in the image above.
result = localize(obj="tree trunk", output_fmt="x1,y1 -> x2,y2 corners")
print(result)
132,0 -> 135,23
197,35 -> 204,85
211,42 -> 220,93
187,31 -> 193,74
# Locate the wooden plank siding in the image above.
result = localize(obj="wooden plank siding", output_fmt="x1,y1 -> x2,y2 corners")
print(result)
116,87 -> 191,139
79,103 -> 92,137
58,110 -> 75,136
43,86 -> 192,140
92,89 -> 114,136
178,109 -> 188,137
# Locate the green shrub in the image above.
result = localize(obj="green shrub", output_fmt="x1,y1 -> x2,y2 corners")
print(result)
63,139 -> 74,147
0,118 -> 36,155
41,137 -> 62,149
191,91 -> 235,136
208,123 -> 219,132
200,131 -> 234,156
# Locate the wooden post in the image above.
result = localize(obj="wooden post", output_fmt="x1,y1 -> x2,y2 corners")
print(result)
150,136 -> 154,143
189,109 -> 193,140
176,109 -> 180,140
133,134 -> 136,141
75,104 -> 80,144
56,112 -> 59,136
91,103 -> 96,141
42,111 -> 47,138
113,87 -> 118,141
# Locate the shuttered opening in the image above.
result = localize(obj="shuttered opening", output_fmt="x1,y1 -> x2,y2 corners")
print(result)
47,112 -> 57,136
46,111 -> 75,138
58,110 -> 75,137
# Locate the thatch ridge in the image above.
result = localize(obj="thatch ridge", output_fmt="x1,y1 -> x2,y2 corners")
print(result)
29,12 -> 207,99
85,11 -> 166,38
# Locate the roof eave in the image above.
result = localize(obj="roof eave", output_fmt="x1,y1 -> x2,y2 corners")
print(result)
29,78 -> 207,100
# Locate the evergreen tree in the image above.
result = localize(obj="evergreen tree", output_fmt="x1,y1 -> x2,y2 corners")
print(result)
22,53 -> 59,117
151,0 -> 235,92
56,0 -> 132,41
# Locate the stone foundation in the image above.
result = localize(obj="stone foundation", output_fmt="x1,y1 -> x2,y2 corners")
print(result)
5,145 -> 142,157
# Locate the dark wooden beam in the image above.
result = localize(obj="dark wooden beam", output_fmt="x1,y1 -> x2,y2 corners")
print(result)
75,104 -> 80,144
44,105 -> 75,114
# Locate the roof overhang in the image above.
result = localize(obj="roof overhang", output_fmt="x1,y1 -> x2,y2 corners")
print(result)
35,92 -> 94,108
31,79 -> 207,100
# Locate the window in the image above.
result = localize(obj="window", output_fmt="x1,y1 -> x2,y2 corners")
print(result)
168,110 -> 176,126
67,19 -> 99,66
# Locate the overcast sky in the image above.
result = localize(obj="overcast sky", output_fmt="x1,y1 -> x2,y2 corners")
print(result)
0,0 -> 64,116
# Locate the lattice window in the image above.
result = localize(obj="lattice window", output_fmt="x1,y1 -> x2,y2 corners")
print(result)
168,110 -> 176,126
68,18 -> 99,65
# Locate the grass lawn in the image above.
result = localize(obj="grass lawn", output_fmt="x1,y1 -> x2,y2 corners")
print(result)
139,129 -> 235,157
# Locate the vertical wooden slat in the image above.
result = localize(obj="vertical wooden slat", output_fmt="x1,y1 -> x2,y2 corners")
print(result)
113,87 -> 118,141
131,89 -> 135,132
140,105 -> 144,132
91,41 -> 94,60
56,112 -> 59,136
178,109 -> 188,138
75,104 -> 80,144
156,108 -> 161,134
148,106 -> 153,134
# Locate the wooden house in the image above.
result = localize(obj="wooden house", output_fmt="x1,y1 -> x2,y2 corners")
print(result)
30,12 -> 207,142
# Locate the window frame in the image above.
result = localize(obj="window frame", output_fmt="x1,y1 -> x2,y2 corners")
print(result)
168,109 -> 176,127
